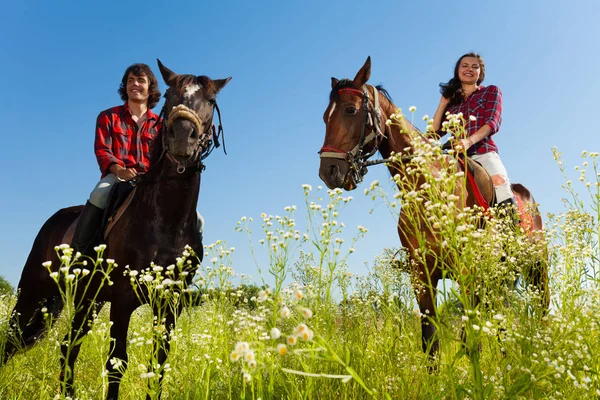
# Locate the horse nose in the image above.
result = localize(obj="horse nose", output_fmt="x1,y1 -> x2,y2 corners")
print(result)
327,164 -> 339,180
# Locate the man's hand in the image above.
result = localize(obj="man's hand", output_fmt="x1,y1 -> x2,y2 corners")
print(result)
109,164 -> 138,180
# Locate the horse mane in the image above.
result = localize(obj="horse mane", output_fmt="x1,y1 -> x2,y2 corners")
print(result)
330,79 -> 422,133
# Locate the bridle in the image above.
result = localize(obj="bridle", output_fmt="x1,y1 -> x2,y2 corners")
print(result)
157,96 -> 226,175
319,84 -> 390,185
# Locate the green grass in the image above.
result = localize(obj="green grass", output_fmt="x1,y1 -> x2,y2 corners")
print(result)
0,146 -> 598,399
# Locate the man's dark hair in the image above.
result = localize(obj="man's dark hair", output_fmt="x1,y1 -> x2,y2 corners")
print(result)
118,63 -> 161,109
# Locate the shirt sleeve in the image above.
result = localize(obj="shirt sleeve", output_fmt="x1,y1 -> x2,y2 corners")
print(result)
94,111 -> 122,175
484,85 -> 502,134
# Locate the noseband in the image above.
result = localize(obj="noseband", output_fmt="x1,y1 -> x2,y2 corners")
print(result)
160,100 -> 225,174
319,84 -> 388,185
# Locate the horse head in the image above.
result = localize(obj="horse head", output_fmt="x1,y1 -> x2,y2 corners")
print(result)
319,56 -> 389,191
157,59 -> 231,170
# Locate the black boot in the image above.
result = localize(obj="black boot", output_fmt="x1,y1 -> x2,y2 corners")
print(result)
71,201 -> 104,255
497,197 -> 520,228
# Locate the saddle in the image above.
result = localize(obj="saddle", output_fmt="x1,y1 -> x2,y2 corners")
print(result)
458,156 -> 534,232
62,181 -> 136,246
457,156 -> 496,211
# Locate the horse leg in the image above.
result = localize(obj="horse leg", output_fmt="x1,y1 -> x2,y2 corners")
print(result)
459,287 -> 482,356
59,300 -> 97,396
106,301 -> 134,400
415,277 -> 440,363
147,305 -> 178,399
3,284 -> 62,364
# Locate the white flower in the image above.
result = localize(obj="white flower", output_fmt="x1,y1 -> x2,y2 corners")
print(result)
42,261 -> 52,268
277,343 -> 288,356
270,327 -> 281,339
409,106 -> 416,113
280,306 -> 291,319
300,307 -> 313,319
257,290 -> 268,302
469,115 -> 477,121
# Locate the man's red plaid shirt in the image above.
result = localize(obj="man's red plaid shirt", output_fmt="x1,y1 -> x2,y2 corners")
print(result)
94,103 -> 162,177
446,85 -> 502,156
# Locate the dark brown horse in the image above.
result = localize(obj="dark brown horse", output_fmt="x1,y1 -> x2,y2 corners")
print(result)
318,57 -> 548,361
2,60 -> 230,399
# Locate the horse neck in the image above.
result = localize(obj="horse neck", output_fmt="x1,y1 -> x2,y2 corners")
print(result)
135,158 -> 201,223
375,94 -> 417,159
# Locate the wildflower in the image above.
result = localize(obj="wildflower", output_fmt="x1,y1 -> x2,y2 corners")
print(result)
472,324 -> 480,331
293,290 -> 304,301
280,306 -> 291,318
270,327 -> 281,339
230,351 -> 241,362
302,184 -> 312,191
300,307 -> 313,319
50,272 -> 59,279
244,350 -> 255,363
300,329 -> 314,341
243,372 -> 251,383
42,261 -> 52,268
248,359 -> 257,369
235,341 -> 250,354
409,106 -> 416,113
277,343 -> 288,356
287,336 -> 297,346
257,290 -> 268,302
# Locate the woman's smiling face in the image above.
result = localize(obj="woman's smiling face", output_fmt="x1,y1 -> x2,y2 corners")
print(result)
458,56 -> 481,85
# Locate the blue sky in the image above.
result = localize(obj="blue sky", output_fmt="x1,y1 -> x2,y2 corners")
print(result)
1,1 -> 598,287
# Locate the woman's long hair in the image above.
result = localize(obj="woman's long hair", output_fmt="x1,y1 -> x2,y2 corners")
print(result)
439,52 -> 486,107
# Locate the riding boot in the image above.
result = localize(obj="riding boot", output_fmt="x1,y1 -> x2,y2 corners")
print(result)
497,197 -> 520,229
71,201 -> 104,256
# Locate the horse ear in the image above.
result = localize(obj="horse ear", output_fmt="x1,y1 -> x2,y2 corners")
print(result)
352,56 -> 371,87
211,77 -> 232,94
331,77 -> 339,89
157,59 -> 177,86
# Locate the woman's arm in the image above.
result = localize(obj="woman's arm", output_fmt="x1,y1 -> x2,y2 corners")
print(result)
432,95 -> 450,137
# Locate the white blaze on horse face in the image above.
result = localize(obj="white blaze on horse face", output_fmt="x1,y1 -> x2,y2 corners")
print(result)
327,102 -> 337,122
184,84 -> 201,98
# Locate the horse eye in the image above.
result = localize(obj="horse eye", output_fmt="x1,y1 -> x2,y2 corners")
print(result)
344,106 -> 357,116
206,99 -> 215,106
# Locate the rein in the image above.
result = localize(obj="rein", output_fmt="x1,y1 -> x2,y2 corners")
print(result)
319,84 -> 389,184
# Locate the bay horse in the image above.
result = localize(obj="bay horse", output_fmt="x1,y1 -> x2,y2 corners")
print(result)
318,57 -> 548,362
2,60 -> 231,399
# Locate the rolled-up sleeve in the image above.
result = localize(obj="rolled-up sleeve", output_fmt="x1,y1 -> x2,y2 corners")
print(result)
484,85 -> 502,134
94,112 -> 122,175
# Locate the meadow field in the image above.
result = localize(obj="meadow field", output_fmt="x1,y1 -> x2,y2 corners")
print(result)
0,147 -> 598,399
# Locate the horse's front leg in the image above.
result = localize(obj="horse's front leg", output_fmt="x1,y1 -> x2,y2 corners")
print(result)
106,299 -> 135,400
459,277 -> 482,356
59,300 -> 96,397
148,305 -> 177,400
415,275 -> 440,363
